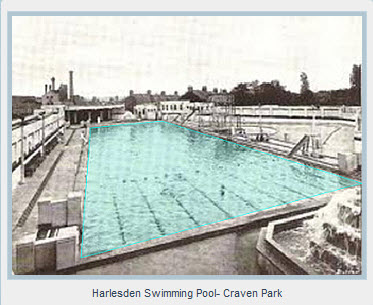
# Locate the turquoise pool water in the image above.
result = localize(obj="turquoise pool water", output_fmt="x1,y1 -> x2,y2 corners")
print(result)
81,122 -> 359,257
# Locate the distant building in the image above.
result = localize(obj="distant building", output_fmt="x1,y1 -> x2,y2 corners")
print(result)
178,85 -> 235,107
179,86 -> 212,103
208,92 -> 234,106
124,90 -> 179,112
41,76 -> 69,105
57,84 -> 68,101
133,85 -> 234,121
38,71 -> 125,124
134,99 -> 214,121
134,103 -> 159,120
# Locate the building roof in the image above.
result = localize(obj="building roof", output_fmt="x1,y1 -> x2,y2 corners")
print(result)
73,99 -> 124,107
124,93 -> 180,104
179,87 -> 214,102
152,94 -> 180,102
131,94 -> 153,103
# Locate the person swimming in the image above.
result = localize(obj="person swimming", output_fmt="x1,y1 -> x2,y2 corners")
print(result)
220,184 -> 225,196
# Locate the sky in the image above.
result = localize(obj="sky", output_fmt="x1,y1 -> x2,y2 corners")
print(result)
12,16 -> 362,98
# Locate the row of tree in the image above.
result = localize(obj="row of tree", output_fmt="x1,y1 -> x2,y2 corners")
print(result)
231,65 -> 361,107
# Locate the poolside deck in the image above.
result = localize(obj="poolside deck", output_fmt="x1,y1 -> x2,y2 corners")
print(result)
180,121 -> 361,181
12,126 -> 88,270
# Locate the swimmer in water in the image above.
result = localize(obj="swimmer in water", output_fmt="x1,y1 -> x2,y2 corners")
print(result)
221,184 -> 225,196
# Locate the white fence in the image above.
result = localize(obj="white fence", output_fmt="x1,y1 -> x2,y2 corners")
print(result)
234,105 -> 360,121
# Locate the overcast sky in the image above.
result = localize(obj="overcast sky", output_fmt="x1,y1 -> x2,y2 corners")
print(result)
12,16 -> 362,98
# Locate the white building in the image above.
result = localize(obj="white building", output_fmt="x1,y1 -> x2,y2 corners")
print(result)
134,100 -> 214,121
12,106 -> 66,189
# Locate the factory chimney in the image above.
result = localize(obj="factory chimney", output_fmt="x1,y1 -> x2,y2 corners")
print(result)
45,84 -> 48,94
69,71 -> 74,103
51,77 -> 55,91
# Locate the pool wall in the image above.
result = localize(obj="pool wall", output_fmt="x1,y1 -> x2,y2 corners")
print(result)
60,194 -> 329,275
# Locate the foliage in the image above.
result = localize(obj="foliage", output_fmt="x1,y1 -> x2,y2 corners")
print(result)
300,72 -> 310,94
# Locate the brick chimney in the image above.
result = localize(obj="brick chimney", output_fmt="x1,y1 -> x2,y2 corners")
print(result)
69,71 -> 74,103
51,77 -> 55,91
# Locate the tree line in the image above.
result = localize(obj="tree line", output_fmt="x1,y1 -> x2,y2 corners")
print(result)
231,65 -> 361,107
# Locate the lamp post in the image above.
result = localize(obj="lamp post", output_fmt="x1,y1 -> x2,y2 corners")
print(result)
41,112 -> 46,158
310,104 -> 321,158
258,103 -> 263,135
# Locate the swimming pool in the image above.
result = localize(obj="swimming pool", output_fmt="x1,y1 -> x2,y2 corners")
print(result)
81,121 -> 359,257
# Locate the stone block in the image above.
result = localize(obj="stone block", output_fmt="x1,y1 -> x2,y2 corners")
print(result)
34,238 -> 56,272
51,199 -> 67,227
338,153 -> 357,174
16,234 -> 35,274
56,226 -> 79,270
67,192 -> 82,226
38,198 -> 52,227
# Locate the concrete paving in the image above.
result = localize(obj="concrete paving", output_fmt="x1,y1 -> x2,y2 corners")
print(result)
181,121 -> 362,180
12,129 -> 73,231
75,228 -> 262,275
42,130 -> 85,200
77,233 -> 241,275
